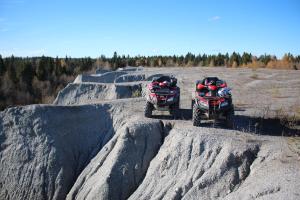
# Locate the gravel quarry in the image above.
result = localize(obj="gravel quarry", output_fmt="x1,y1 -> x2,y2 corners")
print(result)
0,66 -> 300,200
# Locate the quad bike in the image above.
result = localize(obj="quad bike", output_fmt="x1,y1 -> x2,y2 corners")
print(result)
144,75 -> 180,118
192,77 -> 234,128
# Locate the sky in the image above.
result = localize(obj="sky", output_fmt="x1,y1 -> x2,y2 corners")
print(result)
0,0 -> 300,58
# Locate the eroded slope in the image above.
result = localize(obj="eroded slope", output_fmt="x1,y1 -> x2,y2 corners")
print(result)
129,124 -> 300,200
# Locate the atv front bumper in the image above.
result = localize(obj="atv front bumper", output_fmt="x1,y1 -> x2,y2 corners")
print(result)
197,103 -> 233,119
148,96 -> 178,106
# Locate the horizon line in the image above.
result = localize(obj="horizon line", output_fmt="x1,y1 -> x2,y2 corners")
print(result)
1,51 -> 299,59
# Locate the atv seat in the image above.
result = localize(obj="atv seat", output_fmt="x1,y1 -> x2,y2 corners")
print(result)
202,77 -> 220,85
154,76 -> 171,83
154,75 -> 177,87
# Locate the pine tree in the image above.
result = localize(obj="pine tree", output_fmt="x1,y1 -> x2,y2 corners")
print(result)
36,56 -> 47,80
0,55 -> 5,75
242,52 -> 252,65
229,52 -> 241,66
7,55 -> 17,83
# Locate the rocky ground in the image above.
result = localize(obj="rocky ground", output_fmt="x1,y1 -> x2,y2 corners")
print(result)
0,66 -> 299,200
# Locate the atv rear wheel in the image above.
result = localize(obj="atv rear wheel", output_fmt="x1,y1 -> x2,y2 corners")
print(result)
192,104 -> 201,126
169,102 -> 180,119
170,108 -> 179,119
225,109 -> 234,128
174,96 -> 180,109
170,96 -> 180,119
144,101 -> 153,118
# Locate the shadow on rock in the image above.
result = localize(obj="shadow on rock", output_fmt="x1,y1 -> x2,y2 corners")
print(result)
150,109 -> 192,121
196,115 -> 300,137
151,109 -> 300,137
233,115 -> 300,137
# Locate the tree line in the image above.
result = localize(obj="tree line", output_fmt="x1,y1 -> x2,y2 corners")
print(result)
108,52 -> 300,69
0,52 -> 299,110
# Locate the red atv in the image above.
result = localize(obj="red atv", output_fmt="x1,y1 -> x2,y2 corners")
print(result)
192,77 -> 234,127
144,75 -> 180,118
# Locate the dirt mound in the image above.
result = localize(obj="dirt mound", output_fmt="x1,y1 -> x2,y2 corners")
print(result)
115,74 -> 146,83
55,71 -> 167,105
54,83 -> 142,105
95,69 -> 111,74
67,119 -> 166,200
74,71 -> 128,84
129,125 -> 299,200
74,67 -> 145,84
117,66 -> 144,72
114,73 -> 169,83
0,104 -> 117,200
0,102 -> 164,200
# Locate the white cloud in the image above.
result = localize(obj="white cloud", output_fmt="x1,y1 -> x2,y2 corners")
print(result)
209,16 -> 221,21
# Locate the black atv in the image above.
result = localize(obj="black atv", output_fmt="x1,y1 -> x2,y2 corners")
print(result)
192,77 -> 234,127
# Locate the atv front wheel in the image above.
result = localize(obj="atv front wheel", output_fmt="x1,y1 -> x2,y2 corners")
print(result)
192,104 -> 201,126
144,101 -> 153,118
191,99 -> 195,109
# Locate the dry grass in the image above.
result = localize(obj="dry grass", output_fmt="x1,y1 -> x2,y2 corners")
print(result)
273,108 -> 299,129
246,60 -> 265,68
266,60 -> 297,70
287,137 -> 300,158
252,105 -> 300,136
296,106 -> 300,118
250,73 -> 259,79
132,89 -> 142,98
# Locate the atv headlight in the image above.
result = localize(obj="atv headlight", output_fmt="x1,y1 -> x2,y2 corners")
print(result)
167,97 -> 174,102
170,90 -> 175,94
220,101 -> 228,107
150,89 -> 155,93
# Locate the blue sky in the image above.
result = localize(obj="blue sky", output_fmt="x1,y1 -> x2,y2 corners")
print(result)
0,0 -> 299,58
